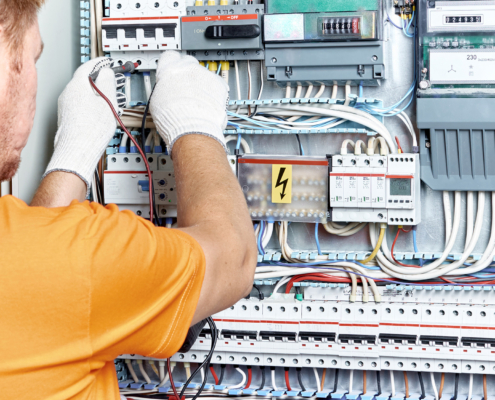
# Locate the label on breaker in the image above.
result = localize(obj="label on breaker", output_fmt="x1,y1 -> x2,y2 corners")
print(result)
357,175 -> 372,207
271,164 -> 292,204
430,49 -> 495,84
371,175 -> 386,208
330,174 -> 344,207
343,175 -> 358,207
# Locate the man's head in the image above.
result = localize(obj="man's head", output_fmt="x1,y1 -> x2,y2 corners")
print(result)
0,0 -> 44,182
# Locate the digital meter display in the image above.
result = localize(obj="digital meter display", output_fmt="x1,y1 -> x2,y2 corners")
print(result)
445,16 -> 482,24
389,178 -> 411,196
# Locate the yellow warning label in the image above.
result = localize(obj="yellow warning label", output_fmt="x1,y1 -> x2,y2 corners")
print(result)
271,164 -> 292,204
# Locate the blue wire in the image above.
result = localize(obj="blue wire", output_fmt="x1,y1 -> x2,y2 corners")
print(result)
385,6 -> 403,29
359,83 -> 363,98
257,221 -> 265,255
217,63 -> 221,74
412,228 -> 424,267
315,223 -> 322,255
236,133 -> 242,150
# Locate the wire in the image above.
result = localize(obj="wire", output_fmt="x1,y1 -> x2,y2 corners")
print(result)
314,368 -> 321,393
229,367 -> 247,389
245,367 -> 252,389
321,369 -> 327,392
403,371 -> 409,398
453,373 -> 459,400
468,374 -> 473,400
218,365 -> 226,385
430,372 -> 438,400
438,373 -> 444,399
332,369 -> 340,394
257,367 -> 266,391
349,369 -> 353,393
285,368 -> 292,391
210,366 -> 219,385
89,76 -> 154,223
126,359 -> 139,383
168,358 -> 180,399
483,374 -> 488,400
376,371 -> 381,395
295,134 -> 304,155
363,371 -> 366,395
271,368 -> 278,391
315,223 -> 323,255
297,368 -> 306,392
362,224 -> 385,264
385,5 -> 403,29
138,360 -> 152,384
418,372 -> 425,400
390,371 -> 395,397
234,60 -> 241,101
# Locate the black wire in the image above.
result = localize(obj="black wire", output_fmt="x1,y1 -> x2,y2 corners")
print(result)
332,369 -> 339,394
295,134 -> 303,156
453,373 -> 459,400
252,284 -> 264,300
179,317 -> 218,400
376,371 -> 381,395
257,366 -> 266,390
218,364 -> 226,385
418,372 -> 426,399
296,368 -> 306,392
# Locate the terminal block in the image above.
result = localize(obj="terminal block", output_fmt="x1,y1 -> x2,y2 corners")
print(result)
330,154 -> 421,225
181,4 -> 264,61
237,155 -> 329,223
263,0 -> 384,86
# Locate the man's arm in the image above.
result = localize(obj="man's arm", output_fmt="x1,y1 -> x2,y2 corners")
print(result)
31,172 -> 86,207
173,135 -> 258,325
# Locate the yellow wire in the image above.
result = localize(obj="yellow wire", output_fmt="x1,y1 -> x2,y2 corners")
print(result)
362,224 -> 386,264
149,361 -> 159,378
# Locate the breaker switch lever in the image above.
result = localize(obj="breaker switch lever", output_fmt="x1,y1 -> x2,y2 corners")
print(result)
205,24 -> 260,39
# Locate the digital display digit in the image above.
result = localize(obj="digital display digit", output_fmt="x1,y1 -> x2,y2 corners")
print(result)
390,178 -> 411,196
445,15 -> 482,24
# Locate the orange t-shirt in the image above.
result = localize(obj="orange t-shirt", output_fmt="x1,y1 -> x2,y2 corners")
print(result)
0,196 -> 205,400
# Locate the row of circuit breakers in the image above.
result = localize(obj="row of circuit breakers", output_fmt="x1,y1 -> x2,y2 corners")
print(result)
104,152 -> 421,225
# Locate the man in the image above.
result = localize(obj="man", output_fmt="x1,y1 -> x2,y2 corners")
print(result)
0,0 -> 257,398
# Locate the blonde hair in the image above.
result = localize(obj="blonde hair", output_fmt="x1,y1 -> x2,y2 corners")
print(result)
0,0 -> 45,71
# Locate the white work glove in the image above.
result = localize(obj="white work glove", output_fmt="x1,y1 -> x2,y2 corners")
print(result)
150,51 -> 228,154
43,57 -> 120,196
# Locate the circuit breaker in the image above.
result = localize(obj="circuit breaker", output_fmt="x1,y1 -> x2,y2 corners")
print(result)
417,0 -> 495,191
102,0 -> 186,69
181,4 -> 264,61
330,154 -> 421,225
263,0 -> 385,86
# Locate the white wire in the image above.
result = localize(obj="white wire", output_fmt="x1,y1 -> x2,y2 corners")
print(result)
331,82 -> 338,99
258,61 -> 264,100
294,84 -> 302,98
89,0 -> 97,59
159,362 -> 165,381
247,60 -> 252,101
271,369 -> 279,391
285,83 -> 291,98
262,222 -> 274,249
144,73 -> 152,100
390,371 -> 395,397
314,84 -> 325,98
304,84 -> 314,98
272,276 -> 291,294
313,368 -> 321,393
201,366 -> 205,385
465,191 -> 474,251
158,364 -> 174,387
430,372 -> 438,400
138,360 -> 152,384
343,83 -> 351,106
225,135 -> 251,153
443,191 -> 452,248
95,0 -> 104,56
468,373 -> 473,400
126,360 -> 139,383
348,369 -> 353,393
234,60 -> 241,101
229,367 -> 247,389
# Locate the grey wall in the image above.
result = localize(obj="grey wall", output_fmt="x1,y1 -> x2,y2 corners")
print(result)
17,0 -> 80,203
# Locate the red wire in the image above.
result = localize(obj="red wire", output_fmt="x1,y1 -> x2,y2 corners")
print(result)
285,274 -> 352,293
395,136 -> 404,153
210,365 -> 219,385
88,76 -> 154,222
285,369 -> 292,391
390,228 -> 421,268
167,358 -> 180,400
245,367 -> 252,389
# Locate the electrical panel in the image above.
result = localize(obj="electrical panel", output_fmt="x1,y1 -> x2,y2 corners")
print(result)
417,0 -> 495,190
73,0 -> 495,398
263,0 -> 385,86
182,4 -> 264,61
330,154 -> 421,225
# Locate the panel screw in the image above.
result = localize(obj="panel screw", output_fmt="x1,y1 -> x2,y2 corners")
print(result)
271,57 -> 277,63
425,142 -> 431,148
372,55 -> 378,61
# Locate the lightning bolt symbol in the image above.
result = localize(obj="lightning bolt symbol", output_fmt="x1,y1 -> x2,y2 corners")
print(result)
275,168 -> 289,200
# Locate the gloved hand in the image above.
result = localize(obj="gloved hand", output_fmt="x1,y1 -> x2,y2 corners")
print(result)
43,57 -> 118,195
150,51 -> 229,154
